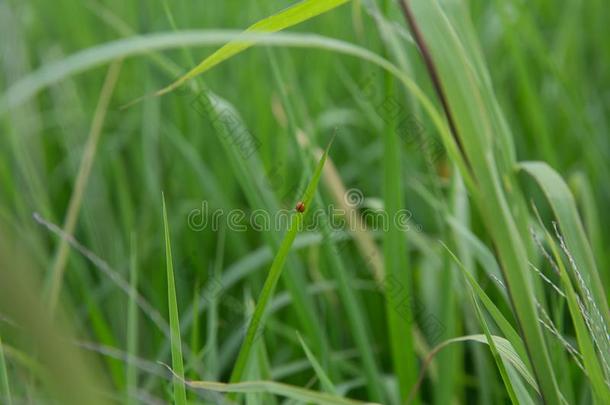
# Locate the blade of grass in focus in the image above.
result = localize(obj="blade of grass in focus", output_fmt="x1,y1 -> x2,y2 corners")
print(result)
200,88 -> 335,378
228,140 -> 331,385
155,0 -> 351,96
269,49 -> 384,400
162,195 -> 187,405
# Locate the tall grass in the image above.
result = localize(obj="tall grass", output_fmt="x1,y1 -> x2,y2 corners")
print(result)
0,0 -> 609,404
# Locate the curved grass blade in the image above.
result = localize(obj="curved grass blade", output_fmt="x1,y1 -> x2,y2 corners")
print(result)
519,162 -> 610,325
443,244 -> 519,403
440,242 -> 529,370
296,332 -> 338,395
0,30 -> 468,193
173,376 -> 378,405
520,163 -> 610,401
540,222 -> 610,403
228,141 -> 332,385
162,195 -> 187,405
470,296 -> 520,404
155,0 -> 351,96
408,334 -> 537,404
399,1 -> 561,401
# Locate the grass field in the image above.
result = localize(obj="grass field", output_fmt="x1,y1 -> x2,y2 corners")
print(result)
1,0 -> 609,404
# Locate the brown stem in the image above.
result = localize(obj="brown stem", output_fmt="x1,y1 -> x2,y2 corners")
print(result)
397,0 -> 471,171
405,340 -> 452,404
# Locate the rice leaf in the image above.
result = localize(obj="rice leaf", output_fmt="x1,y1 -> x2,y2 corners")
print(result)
297,332 -> 338,395
441,241 -> 529,368
162,195 -> 187,405
228,141 -> 331,384
444,244 -> 521,403
179,378 -> 378,405
401,2 -> 561,401
520,161 -> 610,325
541,224 -> 610,403
155,0 -> 351,96
438,335 -> 536,394
381,28 -> 418,403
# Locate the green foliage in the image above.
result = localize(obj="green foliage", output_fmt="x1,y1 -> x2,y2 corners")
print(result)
163,195 -> 187,405
0,0 -> 609,404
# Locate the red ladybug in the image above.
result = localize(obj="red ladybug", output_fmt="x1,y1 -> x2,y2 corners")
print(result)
295,201 -> 305,213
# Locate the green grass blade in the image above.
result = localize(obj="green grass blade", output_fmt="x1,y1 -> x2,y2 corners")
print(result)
380,3 -> 418,400
410,334 -> 537,403
297,332 -> 338,395
401,2 -> 561,401
252,330 -> 276,405
177,378 -> 378,405
229,141 -> 331,384
0,29 -> 462,184
0,335 -> 12,405
441,242 -> 529,366
200,87 -> 333,374
458,335 -> 537,394
542,225 -> 610,403
470,298 -> 520,404
0,31 -> 406,111
267,49 -> 384,400
521,162 -> 610,399
310,193 -> 385,401
520,162 -> 610,325
155,0 -> 350,96
444,244 -> 520,403
45,60 -> 122,313
382,78 -> 418,403
162,195 -> 187,405
569,172 -> 607,286
126,234 -> 138,405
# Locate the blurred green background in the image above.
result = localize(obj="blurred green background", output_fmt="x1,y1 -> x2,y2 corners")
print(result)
1,0 -> 609,404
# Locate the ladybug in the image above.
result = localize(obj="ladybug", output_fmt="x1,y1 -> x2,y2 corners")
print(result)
295,201 -> 305,213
